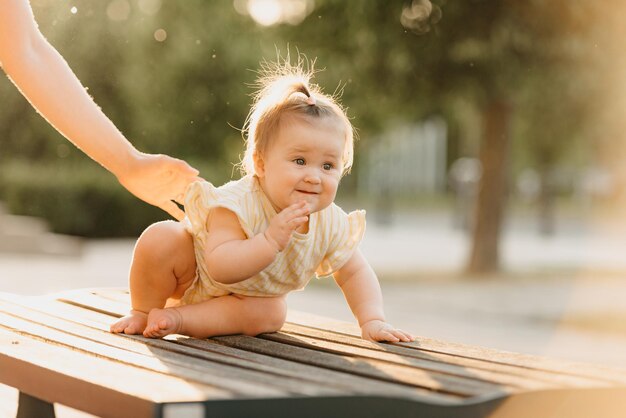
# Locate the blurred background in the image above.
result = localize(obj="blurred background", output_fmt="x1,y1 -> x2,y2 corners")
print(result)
2,0 -> 626,368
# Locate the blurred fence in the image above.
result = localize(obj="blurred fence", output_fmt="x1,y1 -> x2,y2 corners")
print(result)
358,118 -> 447,197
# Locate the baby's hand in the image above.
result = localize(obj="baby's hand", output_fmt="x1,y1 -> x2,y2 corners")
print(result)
361,319 -> 416,343
264,201 -> 310,251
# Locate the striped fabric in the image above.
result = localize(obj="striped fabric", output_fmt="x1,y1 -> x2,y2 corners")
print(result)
180,175 -> 366,304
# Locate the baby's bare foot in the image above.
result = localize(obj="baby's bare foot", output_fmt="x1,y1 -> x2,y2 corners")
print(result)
143,308 -> 183,338
110,310 -> 148,335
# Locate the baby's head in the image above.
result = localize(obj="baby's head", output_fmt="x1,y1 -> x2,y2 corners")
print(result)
242,61 -> 354,176
241,60 -> 355,213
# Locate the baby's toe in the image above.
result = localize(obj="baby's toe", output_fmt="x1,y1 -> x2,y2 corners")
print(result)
111,320 -> 129,334
123,325 -> 139,335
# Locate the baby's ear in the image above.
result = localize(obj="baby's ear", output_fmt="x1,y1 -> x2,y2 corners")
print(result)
253,151 -> 265,177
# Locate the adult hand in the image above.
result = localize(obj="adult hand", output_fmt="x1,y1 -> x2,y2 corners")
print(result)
117,152 -> 200,221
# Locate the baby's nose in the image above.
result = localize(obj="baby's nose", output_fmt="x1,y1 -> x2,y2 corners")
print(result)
304,171 -> 321,183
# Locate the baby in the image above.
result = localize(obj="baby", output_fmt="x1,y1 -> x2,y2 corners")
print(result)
110,61 -> 415,343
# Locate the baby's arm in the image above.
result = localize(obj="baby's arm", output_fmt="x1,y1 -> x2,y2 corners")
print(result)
334,249 -> 415,343
204,201 -> 309,284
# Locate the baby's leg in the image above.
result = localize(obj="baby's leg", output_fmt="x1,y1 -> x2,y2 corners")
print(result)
110,220 -> 196,335
143,294 -> 287,339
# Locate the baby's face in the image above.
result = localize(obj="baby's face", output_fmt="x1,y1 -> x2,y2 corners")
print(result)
256,115 -> 346,214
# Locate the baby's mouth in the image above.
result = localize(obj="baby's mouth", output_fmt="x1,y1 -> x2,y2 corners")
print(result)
296,190 -> 318,195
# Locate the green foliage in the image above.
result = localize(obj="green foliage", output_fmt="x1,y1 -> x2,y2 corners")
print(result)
0,161 -> 165,237
1,0 -> 622,237
0,157 -> 236,238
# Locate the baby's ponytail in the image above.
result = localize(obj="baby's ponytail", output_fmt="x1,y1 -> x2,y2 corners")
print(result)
241,57 -> 354,176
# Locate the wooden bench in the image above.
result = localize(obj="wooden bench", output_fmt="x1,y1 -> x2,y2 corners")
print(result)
1,288 -> 625,418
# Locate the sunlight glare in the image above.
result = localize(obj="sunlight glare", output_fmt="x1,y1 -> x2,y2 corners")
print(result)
70,6 -> 77,14
248,0 -> 282,26
245,0 -> 314,26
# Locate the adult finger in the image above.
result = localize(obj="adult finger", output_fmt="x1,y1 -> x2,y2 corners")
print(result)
173,176 -> 204,205
160,200 -> 186,221
163,155 -> 200,177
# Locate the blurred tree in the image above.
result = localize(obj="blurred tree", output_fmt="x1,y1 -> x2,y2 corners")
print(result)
2,0 -> 622,265
273,0 -> 517,273
272,0 -> 618,273
1,0 -> 282,180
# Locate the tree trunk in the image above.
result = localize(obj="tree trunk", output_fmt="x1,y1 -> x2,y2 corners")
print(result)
467,99 -> 511,274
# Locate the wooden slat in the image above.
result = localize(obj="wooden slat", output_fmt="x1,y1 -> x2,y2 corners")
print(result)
58,290 -> 130,316
57,289 -> 610,391
276,323 -> 612,388
46,291 -> 510,398
93,288 -> 626,384
0,300 -> 347,398
52,288 -> 621,395
1,296 -> 462,403
3,288 -> 626,418
259,331 -> 580,391
285,310 -> 626,383
176,336 -> 458,403
3,291 -> 465,404
0,328 -> 219,418
52,289 -> 626,390
212,334 -> 508,397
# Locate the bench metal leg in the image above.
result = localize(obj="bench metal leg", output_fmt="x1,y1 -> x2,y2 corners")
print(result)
16,392 -> 55,418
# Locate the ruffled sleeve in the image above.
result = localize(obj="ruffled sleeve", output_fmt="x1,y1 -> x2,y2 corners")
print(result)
183,181 -> 218,236
316,206 -> 366,277
182,180 -> 253,238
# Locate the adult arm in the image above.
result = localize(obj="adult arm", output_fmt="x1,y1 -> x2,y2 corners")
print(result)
0,0 -> 199,220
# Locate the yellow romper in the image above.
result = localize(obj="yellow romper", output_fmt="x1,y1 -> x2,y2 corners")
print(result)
180,175 -> 366,304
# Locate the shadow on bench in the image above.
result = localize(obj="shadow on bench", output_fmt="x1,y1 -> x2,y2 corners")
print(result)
1,288 -> 626,418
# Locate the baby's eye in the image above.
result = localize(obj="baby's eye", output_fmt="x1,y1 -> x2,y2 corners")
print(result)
323,163 -> 334,170
294,158 -> 305,165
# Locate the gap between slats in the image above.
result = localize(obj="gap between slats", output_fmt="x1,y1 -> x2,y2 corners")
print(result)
65,289 -> 624,388
0,295 -> 465,403
0,301 -> 338,398
53,291 -> 513,397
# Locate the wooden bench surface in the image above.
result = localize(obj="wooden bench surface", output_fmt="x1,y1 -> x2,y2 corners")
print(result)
1,288 -> 626,418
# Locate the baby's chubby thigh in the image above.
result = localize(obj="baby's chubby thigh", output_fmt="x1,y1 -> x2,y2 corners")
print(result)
232,293 -> 287,336
134,220 -> 198,300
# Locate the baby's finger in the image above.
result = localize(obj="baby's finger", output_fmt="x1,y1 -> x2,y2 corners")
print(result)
285,210 -> 310,225
285,200 -> 307,211
379,330 -> 400,343
285,201 -> 310,217
402,331 -> 417,342
391,329 -> 413,342
288,216 -> 309,229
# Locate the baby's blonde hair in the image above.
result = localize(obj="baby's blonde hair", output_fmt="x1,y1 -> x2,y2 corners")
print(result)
241,58 -> 354,176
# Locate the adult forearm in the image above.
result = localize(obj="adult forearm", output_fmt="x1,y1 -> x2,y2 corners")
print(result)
206,233 -> 277,284
5,48 -> 138,174
0,0 -> 138,177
